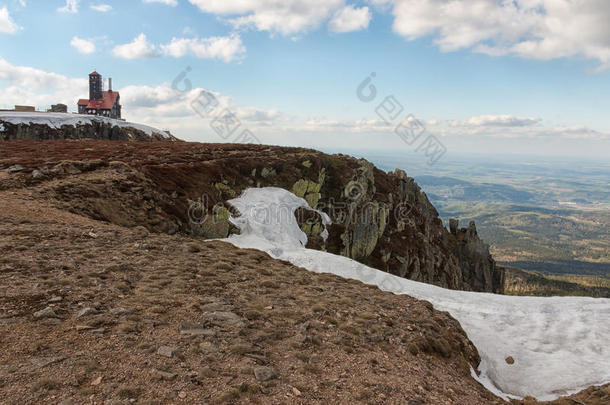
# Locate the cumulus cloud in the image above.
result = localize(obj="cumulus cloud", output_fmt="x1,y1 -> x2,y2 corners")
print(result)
160,34 -> 246,62
58,0 -> 79,13
70,36 -> 96,54
114,33 -> 246,62
112,34 -> 159,59
328,5 -> 371,33
0,6 -> 21,34
142,0 -> 178,5
0,58 -> 87,109
188,0 -> 345,36
90,4 -> 112,12
378,0 -> 610,71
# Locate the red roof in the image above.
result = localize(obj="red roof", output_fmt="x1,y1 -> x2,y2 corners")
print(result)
90,71 -> 101,76
79,91 -> 119,110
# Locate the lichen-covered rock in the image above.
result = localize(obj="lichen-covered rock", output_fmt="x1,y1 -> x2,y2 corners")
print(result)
3,141 -> 504,293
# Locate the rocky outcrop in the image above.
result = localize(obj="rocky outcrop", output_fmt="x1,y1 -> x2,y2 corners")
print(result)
0,140 -> 504,293
0,117 -> 177,142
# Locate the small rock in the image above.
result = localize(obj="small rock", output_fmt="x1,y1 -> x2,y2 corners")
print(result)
178,391 -> 187,399
91,328 -> 106,334
48,296 -> 63,303
76,325 -> 94,331
110,307 -> 132,316
201,311 -> 244,328
505,356 -> 515,365
199,341 -> 218,354
157,346 -> 177,358
40,318 -> 62,326
253,366 -> 278,382
29,355 -> 67,369
154,370 -> 177,381
199,302 -> 231,312
8,165 -> 25,174
180,322 -> 216,337
77,307 -> 98,319
34,307 -> 57,319
292,387 -> 302,396
90,376 -> 102,386
32,169 -> 45,179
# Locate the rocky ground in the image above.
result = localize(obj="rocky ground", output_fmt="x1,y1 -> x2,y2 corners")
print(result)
0,188 -> 501,404
0,140 -> 502,293
0,140 -> 607,404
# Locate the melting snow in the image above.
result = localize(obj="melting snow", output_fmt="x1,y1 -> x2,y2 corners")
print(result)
220,187 -> 610,401
0,112 -> 168,138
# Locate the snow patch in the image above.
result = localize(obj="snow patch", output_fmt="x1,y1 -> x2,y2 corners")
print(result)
0,112 -> 168,138
220,187 -> 610,401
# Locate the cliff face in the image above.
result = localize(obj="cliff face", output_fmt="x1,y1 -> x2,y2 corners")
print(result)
0,114 -> 177,142
0,140 -> 504,293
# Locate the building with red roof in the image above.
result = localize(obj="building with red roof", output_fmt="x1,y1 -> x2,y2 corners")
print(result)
77,71 -> 122,119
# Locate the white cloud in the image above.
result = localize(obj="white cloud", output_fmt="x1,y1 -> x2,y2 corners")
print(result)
188,0 -> 345,36
0,6 -> 21,34
70,36 -> 96,54
379,0 -> 610,71
0,58 -> 87,109
142,0 -> 178,5
160,34 -> 246,62
58,0 -> 79,13
328,5 -> 371,33
114,33 -> 246,62
91,4 -> 112,12
112,34 -> 159,59
454,115 -> 542,128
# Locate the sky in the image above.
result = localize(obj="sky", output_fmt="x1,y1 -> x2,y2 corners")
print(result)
1,0 -> 610,158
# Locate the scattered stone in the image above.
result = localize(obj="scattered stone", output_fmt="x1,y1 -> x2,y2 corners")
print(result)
48,296 -> 63,303
8,165 -> 25,174
157,346 -> 177,358
30,355 -> 67,369
199,341 -> 218,354
90,376 -> 102,386
253,366 -> 278,382
505,356 -> 515,365
77,307 -> 98,319
31,169 -> 45,179
178,391 -> 187,399
154,370 -> 177,381
180,322 -> 216,337
201,311 -> 244,328
292,387 -> 302,396
110,307 -> 132,316
34,307 -> 57,319
244,353 -> 268,364
40,318 -> 62,326
91,328 -> 106,334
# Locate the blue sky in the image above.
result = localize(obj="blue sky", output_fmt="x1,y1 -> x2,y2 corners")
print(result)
1,0 -> 610,158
